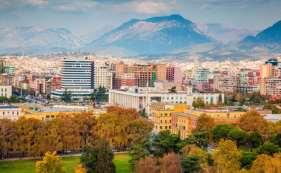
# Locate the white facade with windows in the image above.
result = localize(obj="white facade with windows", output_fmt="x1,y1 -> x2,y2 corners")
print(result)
109,87 -> 224,115
0,105 -> 21,120
95,63 -> 112,89
0,85 -> 12,98
62,58 -> 94,89
192,93 -> 224,105
51,58 -> 95,100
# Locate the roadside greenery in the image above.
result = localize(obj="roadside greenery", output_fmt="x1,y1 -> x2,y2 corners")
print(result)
0,96 -> 22,103
90,87 -> 108,104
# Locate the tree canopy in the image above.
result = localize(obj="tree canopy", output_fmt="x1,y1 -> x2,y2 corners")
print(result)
35,152 -> 64,173
80,139 -> 115,173
192,97 -> 205,109
96,107 -> 152,150
213,139 -> 241,173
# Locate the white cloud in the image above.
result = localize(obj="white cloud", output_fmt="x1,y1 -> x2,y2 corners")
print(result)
0,0 -> 176,14
107,0 -> 177,15
20,0 -> 48,6
132,1 -> 173,14
53,0 -> 99,12
0,0 -> 47,9
52,0 -> 177,15
0,0 -> 10,9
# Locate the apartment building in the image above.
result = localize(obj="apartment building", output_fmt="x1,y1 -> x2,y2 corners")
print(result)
95,62 -> 113,89
0,85 -> 12,98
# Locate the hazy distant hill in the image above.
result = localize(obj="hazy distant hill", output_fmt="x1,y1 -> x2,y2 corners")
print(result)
0,26 -> 81,55
198,23 -> 257,43
84,14 -> 212,56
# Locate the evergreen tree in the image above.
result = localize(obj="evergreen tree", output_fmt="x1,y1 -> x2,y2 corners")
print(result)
91,87 -> 108,104
168,86 -> 177,93
81,139 -> 115,173
181,155 -> 201,173
192,97 -> 205,109
61,89 -> 72,102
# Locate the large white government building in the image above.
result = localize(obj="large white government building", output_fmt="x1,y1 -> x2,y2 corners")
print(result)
51,57 -> 95,100
109,86 -> 224,114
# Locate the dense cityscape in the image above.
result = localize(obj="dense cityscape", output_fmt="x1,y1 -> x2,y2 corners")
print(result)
0,54 -> 281,172
1,0 -> 281,173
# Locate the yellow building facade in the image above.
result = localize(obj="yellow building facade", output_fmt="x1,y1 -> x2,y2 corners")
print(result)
23,111 -> 78,121
171,108 -> 246,139
171,112 -> 197,139
191,109 -> 245,124
20,104 -> 104,121
151,103 -> 189,133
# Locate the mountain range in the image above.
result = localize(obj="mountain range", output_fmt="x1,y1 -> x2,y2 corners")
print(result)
0,14 -> 281,59
0,26 -> 81,55
85,15 -> 211,56
241,20 -> 281,47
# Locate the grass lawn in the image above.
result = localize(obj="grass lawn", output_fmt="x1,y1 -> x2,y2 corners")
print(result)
0,153 -> 131,173
113,153 -> 131,173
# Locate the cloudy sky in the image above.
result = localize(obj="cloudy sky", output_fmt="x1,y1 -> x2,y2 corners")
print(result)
0,0 -> 281,37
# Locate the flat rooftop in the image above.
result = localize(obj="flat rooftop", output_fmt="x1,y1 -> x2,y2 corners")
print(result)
0,105 -> 19,109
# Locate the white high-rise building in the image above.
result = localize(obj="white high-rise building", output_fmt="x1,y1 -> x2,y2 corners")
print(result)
95,62 -> 112,89
51,57 -> 95,100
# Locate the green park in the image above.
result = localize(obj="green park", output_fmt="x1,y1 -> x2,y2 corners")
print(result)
0,153 -> 131,173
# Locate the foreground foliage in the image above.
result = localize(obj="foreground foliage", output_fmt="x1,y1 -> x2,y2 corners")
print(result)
80,139 -> 115,173
0,106 -> 152,159
35,152 -> 64,173
130,110 -> 281,173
